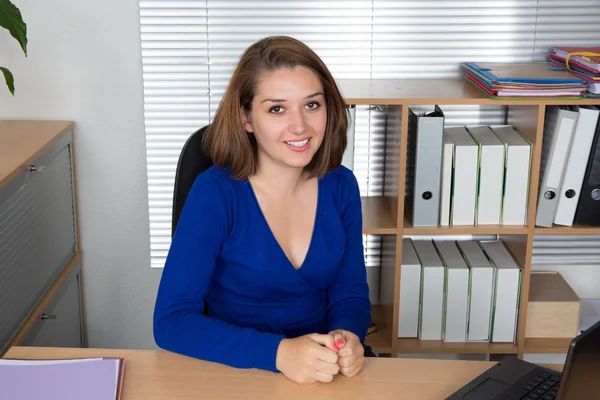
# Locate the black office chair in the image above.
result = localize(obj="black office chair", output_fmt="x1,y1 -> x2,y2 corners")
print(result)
170,124 -> 377,357
171,125 -> 213,237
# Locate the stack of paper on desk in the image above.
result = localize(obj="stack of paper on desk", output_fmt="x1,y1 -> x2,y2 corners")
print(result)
0,357 -> 124,400
463,62 -> 587,99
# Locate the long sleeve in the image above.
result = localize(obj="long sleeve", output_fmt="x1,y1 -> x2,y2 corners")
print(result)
153,173 -> 285,372
326,172 -> 372,343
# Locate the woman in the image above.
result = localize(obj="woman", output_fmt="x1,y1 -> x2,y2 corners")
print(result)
153,36 -> 372,385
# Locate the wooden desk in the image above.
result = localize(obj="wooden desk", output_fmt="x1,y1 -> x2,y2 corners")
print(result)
4,346 -> 519,400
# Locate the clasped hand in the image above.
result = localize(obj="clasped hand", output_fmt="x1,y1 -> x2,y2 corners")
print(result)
275,329 -> 365,384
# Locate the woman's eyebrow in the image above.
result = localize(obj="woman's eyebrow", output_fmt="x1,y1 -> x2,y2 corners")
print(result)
260,92 -> 324,104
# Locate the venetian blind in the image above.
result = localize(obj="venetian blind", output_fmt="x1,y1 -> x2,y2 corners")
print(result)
139,0 -> 600,268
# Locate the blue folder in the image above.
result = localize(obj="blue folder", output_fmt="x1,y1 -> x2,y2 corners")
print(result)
464,62 -> 586,86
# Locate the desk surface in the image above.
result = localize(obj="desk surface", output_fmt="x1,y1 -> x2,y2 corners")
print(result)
3,346 -> 532,400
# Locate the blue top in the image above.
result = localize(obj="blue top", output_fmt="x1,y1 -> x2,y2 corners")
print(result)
153,165 -> 371,373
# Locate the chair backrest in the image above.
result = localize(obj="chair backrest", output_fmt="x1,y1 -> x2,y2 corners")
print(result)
171,125 -> 213,236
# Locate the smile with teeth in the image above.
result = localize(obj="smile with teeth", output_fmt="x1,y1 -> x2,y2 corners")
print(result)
285,138 -> 309,147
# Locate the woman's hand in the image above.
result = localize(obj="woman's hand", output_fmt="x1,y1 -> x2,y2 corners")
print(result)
275,333 -> 340,384
329,329 -> 365,378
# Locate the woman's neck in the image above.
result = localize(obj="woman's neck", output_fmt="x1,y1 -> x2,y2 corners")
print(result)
250,156 -> 309,196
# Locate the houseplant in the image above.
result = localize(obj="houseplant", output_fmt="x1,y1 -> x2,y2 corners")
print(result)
0,0 -> 27,95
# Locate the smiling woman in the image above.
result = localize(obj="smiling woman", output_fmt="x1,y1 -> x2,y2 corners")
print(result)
243,66 -> 327,172
153,36 -> 372,385
203,35 -> 348,180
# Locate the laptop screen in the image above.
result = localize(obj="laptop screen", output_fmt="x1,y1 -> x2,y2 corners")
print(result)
558,320 -> 600,399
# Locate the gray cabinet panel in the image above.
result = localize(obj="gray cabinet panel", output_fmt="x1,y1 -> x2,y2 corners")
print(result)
22,266 -> 83,348
0,135 -> 77,353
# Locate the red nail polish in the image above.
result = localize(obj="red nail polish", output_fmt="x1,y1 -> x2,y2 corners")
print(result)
336,339 -> 345,347
333,344 -> 339,352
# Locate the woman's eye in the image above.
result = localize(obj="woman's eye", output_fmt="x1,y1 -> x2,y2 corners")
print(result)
269,105 -> 284,114
306,101 -> 321,110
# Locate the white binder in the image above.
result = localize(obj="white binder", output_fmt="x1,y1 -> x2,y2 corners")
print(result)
457,241 -> 494,342
412,240 -> 445,341
466,125 -> 505,225
536,107 -> 578,227
439,134 -> 454,226
480,241 -> 522,343
406,106 -> 445,227
554,106 -> 600,226
445,127 -> 478,226
490,125 -> 532,226
434,240 -> 469,343
398,238 -> 422,338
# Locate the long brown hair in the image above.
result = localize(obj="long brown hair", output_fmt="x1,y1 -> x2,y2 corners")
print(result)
203,36 -> 348,180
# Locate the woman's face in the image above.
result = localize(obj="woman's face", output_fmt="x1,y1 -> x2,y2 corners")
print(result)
242,66 -> 327,172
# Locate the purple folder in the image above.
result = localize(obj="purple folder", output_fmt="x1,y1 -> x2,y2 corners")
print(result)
0,357 -> 124,400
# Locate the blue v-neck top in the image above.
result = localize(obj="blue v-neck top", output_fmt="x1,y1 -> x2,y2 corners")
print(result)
153,165 -> 371,373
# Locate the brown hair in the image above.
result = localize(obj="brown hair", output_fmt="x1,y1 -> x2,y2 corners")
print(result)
202,35 -> 348,180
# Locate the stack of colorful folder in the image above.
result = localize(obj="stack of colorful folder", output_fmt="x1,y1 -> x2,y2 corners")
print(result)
548,46 -> 600,95
463,61 -> 588,99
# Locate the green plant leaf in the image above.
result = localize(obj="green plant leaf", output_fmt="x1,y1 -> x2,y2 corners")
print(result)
0,0 -> 27,55
0,66 -> 15,95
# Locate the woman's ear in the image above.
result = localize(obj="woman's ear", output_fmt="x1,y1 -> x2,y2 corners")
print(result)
240,107 -> 253,133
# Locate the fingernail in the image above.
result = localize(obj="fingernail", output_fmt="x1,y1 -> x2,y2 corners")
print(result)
336,339 -> 345,347
332,344 -> 339,352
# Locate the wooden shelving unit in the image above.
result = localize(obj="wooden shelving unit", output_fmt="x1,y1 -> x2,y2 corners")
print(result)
361,196 -> 398,235
340,77 -> 598,358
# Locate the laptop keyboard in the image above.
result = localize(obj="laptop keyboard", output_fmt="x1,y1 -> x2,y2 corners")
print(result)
509,371 -> 562,400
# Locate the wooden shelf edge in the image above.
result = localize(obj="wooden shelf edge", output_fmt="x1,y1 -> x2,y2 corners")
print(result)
344,98 -> 600,106
396,339 -> 518,354
534,224 -> 600,235
523,338 -> 574,354
338,78 -> 600,106
361,196 -> 397,234
363,228 -> 397,235
402,219 -> 528,235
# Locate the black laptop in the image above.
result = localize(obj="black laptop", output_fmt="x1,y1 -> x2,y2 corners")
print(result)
446,319 -> 600,400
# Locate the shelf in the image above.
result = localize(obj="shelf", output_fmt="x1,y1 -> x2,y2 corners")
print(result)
337,78 -> 600,106
402,219 -> 528,235
523,338 -> 573,354
365,305 -> 393,353
396,339 -> 518,354
361,196 -> 397,235
534,224 -> 600,235
365,328 -> 393,354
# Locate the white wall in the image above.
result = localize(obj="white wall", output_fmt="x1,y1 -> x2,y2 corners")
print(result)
0,0 -> 161,349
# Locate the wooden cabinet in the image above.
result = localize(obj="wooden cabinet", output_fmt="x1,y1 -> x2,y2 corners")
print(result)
0,120 -> 86,354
